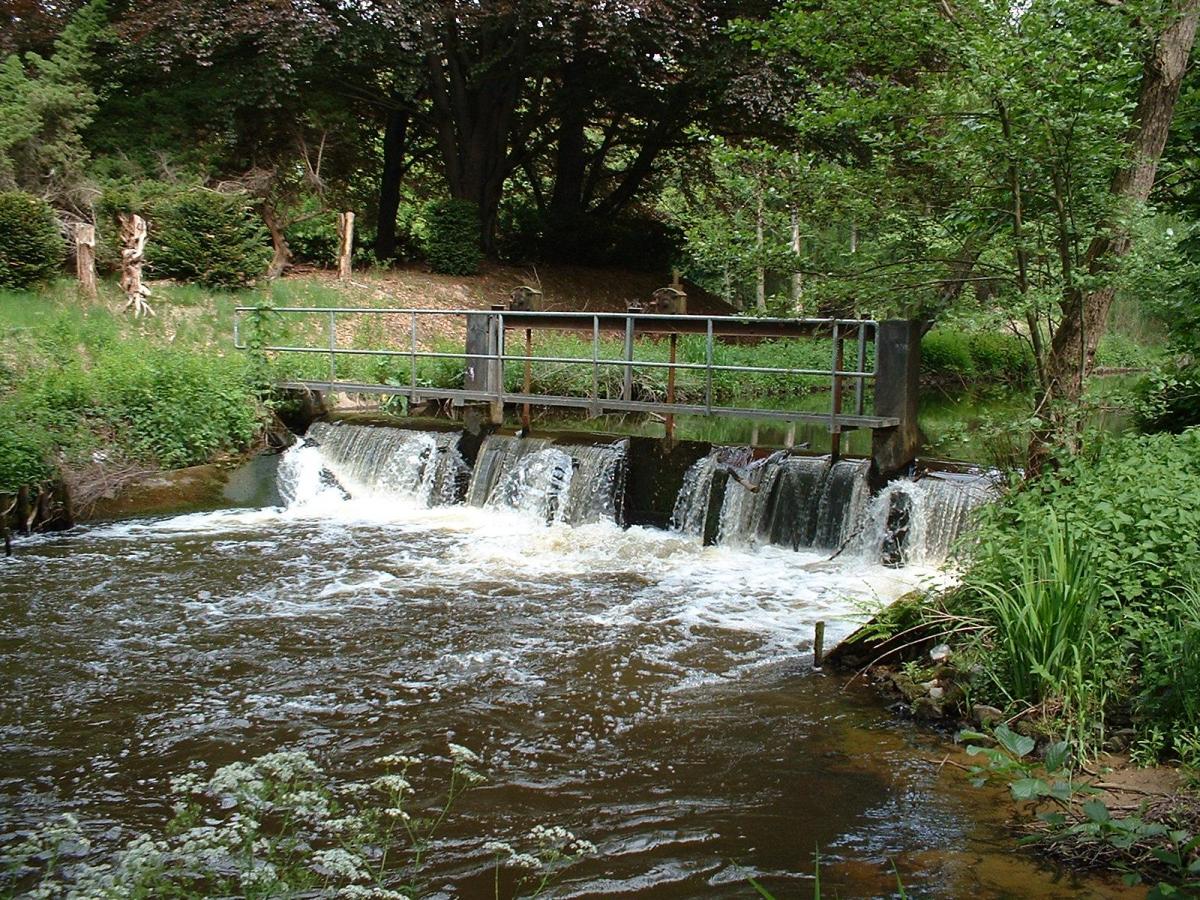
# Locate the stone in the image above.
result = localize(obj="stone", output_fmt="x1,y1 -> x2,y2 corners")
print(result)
972,704 -> 1004,727
929,643 -> 952,663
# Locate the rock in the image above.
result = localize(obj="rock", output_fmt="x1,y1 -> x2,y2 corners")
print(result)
929,643 -> 952,663
972,704 -> 1004,727
912,696 -> 945,721
1105,728 -> 1137,753
928,685 -> 945,701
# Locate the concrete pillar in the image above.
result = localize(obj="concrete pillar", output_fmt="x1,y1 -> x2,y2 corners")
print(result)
871,320 -> 923,486
464,312 -> 503,425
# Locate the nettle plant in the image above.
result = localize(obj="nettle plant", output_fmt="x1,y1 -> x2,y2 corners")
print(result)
2,746 -> 594,899
960,725 -> 1200,899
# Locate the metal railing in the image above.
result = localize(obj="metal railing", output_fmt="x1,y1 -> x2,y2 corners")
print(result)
233,306 -> 896,430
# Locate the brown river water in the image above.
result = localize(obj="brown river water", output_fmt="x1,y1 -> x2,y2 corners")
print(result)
0,432 -> 1141,898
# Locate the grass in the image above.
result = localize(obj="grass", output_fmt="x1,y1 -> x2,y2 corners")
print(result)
0,279 -> 266,493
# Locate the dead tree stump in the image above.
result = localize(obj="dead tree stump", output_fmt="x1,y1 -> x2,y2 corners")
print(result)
119,213 -> 154,318
75,223 -> 97,298
337,212 -> 355,281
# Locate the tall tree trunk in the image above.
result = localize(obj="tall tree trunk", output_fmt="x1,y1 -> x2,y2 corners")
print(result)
375,108 -> 410,261
426,16 -> 528,253
548,57 -> 591,222
1032,0 -> 1200,467
260,202 -> 293,279
755,186 -> 766,312
790,208 -> 803,310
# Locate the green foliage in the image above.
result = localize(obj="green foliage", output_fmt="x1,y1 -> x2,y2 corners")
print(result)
0,192 -> 63,289
967,430 -> 1200,608
1136,580 -> 1200,738
967,517 -> 1116,744
0,0 -> 109,200
921,329 -> 1034,385
424,199 -> 482,276
285,210 -> 339,266
0,285 -> 263,491
147,189 -> 272,288
959,726 -> 1200,898
953,429 -> 1200,754
1138,364 -> 1200,433
94,348 -> 260,467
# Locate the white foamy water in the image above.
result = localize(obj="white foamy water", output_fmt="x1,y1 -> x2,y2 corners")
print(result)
2,434 -> 1049,900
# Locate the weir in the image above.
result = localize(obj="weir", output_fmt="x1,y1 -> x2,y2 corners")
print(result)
280,420 -> 993,566
234,308 -> 925,482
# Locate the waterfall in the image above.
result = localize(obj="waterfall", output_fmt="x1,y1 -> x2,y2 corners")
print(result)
672,450 -> 869,552
290,422 -> 468,506
670,450 -> 989,564
466,435 -> 627,526
855,473 -> 996,565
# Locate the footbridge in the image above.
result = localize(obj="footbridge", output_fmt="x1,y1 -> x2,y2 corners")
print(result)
233,305 -> 922,480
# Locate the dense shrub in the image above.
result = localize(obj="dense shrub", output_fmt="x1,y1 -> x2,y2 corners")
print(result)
921,329 -> 1034,385
956,429 -> 1200,746
921,330 -> 975,380
425,199 -> 482,275
94,348 -> 260,467
0,192 -> 64,289
1137,364 -> 1200,433
147,189 -> 271,288
284,212 -> 339,266
966,429 -> 1200,608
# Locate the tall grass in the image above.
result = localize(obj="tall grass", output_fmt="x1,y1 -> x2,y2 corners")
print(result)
968,516 -> 1114,745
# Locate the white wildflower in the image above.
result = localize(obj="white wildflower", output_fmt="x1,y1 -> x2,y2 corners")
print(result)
254,751 -> 320,782
375,753 -> 420,768
338,886 -> 412,899
371,775 -> 411,794
508,852 -> 543,871
240,862 -> 278,890
483,841 -> 514,856
207,762 -> 263,796
169,773 -> 205,796
311,848 -> 368,882
383,807 -> 410,821
447,743 -> 480,764
569,839 -> 597,856
321,815 -> 365,835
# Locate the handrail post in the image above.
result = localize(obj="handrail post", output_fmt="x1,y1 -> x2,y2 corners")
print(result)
855,319 -> 868,416
665,332 -> 677,443
829,322 -> 842,460
523,326 -> 533,430
705,317 -> 714,414
493,311 -> 505,423
623,315 -> 635,402
591,316 -> 600,416
328,309 -> 337,390
410,312 -> 417,396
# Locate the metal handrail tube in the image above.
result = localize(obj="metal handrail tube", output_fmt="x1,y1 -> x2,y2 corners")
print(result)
255,344 -> 873,379
233,305 -> 877,329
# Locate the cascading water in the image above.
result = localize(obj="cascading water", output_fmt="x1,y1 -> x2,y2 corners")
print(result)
285,422 -> 468,507
466,434 -> 627,526
855,472 -> 997,565
671,449 -> 989,564
673,450 -> 870,553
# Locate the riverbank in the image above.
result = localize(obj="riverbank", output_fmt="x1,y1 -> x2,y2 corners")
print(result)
827,427 -> 1200,896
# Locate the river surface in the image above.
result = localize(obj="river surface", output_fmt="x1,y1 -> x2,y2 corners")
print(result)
0,457 -> 1138,898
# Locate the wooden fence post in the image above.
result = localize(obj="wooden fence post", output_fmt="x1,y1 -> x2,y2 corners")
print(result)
337,212 -> 355,281
75,223 -> 97,298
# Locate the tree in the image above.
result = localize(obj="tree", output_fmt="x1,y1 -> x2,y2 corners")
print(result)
0,0 -> 108,209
